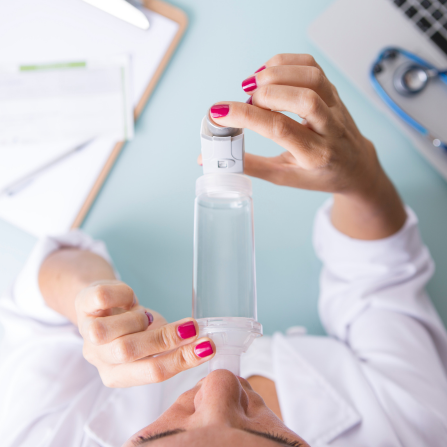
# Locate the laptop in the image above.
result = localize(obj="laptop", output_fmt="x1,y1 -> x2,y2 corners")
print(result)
308,0 -> 447,180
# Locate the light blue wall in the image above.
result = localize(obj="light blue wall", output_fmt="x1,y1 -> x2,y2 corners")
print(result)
1,0 -> 447,336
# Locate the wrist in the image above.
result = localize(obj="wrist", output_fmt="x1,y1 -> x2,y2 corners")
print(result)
332,143 -> 406,239
39,249 -> 116,325
344,138 -> 384,201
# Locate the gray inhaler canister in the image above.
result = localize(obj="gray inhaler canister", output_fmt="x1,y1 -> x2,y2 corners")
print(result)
192,115 -> 263,376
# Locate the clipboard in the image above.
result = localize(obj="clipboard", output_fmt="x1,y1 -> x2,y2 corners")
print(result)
72,0 -> 187,228
0,0 -> 187,237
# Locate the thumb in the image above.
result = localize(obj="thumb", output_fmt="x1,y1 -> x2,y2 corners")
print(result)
244,153 -> 285,184
196,151 -> 283,184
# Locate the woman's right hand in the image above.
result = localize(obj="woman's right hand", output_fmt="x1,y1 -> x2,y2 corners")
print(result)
201,53 -> 406,239
75,280 -> 215,387
204,53 -> 381,196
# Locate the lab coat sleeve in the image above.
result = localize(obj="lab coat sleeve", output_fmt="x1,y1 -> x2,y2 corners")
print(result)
0,230 -> 117,445
313,199 -> 447,434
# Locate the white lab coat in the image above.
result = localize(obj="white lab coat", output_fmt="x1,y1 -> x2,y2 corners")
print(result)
0,201 -> 446,447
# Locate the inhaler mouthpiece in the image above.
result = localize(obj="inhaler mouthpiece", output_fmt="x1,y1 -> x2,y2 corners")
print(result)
198,318 -> 262,376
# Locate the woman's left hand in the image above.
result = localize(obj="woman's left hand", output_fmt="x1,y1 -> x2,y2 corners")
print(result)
75,280 -> 215,387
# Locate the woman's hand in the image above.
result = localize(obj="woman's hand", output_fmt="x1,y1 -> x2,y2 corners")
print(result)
207,53 -> 379,194
203,53 -> 406,239
75,280 -> 215,387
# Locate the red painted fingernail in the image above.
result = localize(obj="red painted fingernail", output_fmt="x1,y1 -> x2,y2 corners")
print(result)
246,96 -> 253,105
255,65 -> 266,73
177,321 -> 197,339
195,341 -> 213,358
145,311 -> 153,325
210,104 -> 229,118
242,76 -> 257,92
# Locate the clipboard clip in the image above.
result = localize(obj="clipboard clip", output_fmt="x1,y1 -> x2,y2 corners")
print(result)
82,0 -> 150,30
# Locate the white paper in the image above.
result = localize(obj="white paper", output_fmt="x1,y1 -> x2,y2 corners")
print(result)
0,57 -> 133,146
0,137 -> 116,236
0,56 -> 133,193
0,0 -> 179,237
0,139 -> 84,192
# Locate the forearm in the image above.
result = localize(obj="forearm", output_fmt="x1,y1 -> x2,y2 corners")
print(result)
38,249 -> 116,324
331,142 -> 407,240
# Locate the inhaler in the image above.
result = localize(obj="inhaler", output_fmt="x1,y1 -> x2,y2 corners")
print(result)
193,115 -> 263,376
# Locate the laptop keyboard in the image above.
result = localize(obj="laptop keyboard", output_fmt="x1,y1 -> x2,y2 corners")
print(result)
392,0 -> 447,55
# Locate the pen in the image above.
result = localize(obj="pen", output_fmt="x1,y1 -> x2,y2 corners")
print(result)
0,139 -> 93,197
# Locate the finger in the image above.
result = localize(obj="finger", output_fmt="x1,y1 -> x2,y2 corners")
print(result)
243,65 -> 336,107
244,152 -> 322,190
265,53 -> 325,73
99,338 -> 215,387
251,85 -> 332,136
197,154 -> 203,166
200,148 -> 306,186
209,102 -> 331,169
243,152 -> 293,184
83,308 -> 153,345
209,101 -> 326,165
76,282 -> 135,318
210,101 -> 301,141
200,152 -> 288,183
95,318 -> 199,364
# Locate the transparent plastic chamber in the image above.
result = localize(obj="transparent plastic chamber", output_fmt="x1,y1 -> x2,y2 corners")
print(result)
192,117 -> 262,376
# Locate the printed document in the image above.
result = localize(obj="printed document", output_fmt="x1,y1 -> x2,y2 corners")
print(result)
0,56 -> 133,145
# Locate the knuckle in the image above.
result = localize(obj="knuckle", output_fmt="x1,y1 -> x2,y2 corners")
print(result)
155,326 -> 177,352
175,348 -> 196,371
88,319 -> 108,345
111,339 -> 134,363
309,66 -> 325,89
301,90 -> 321,116
120,284 -> 135,305
148,361 -> 167,383
257,85 -> 272,104
93,284 -> 110,309
270,53 -> 288,66
240,100 -> 259,125
301,53 -> 317,67
272,114 -> 293,140
240,102 -> 252,121
260,66 -> 278,84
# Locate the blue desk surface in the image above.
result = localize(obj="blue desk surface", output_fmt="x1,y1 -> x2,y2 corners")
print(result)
1,0 -> 447,336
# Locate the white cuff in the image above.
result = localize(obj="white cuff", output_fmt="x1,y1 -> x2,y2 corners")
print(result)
313,199 -> 422,273
312,199 -> 433,341
7,229 -> 118,325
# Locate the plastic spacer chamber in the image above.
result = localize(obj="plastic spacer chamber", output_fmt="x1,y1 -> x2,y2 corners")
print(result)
193,114 -> 262,376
